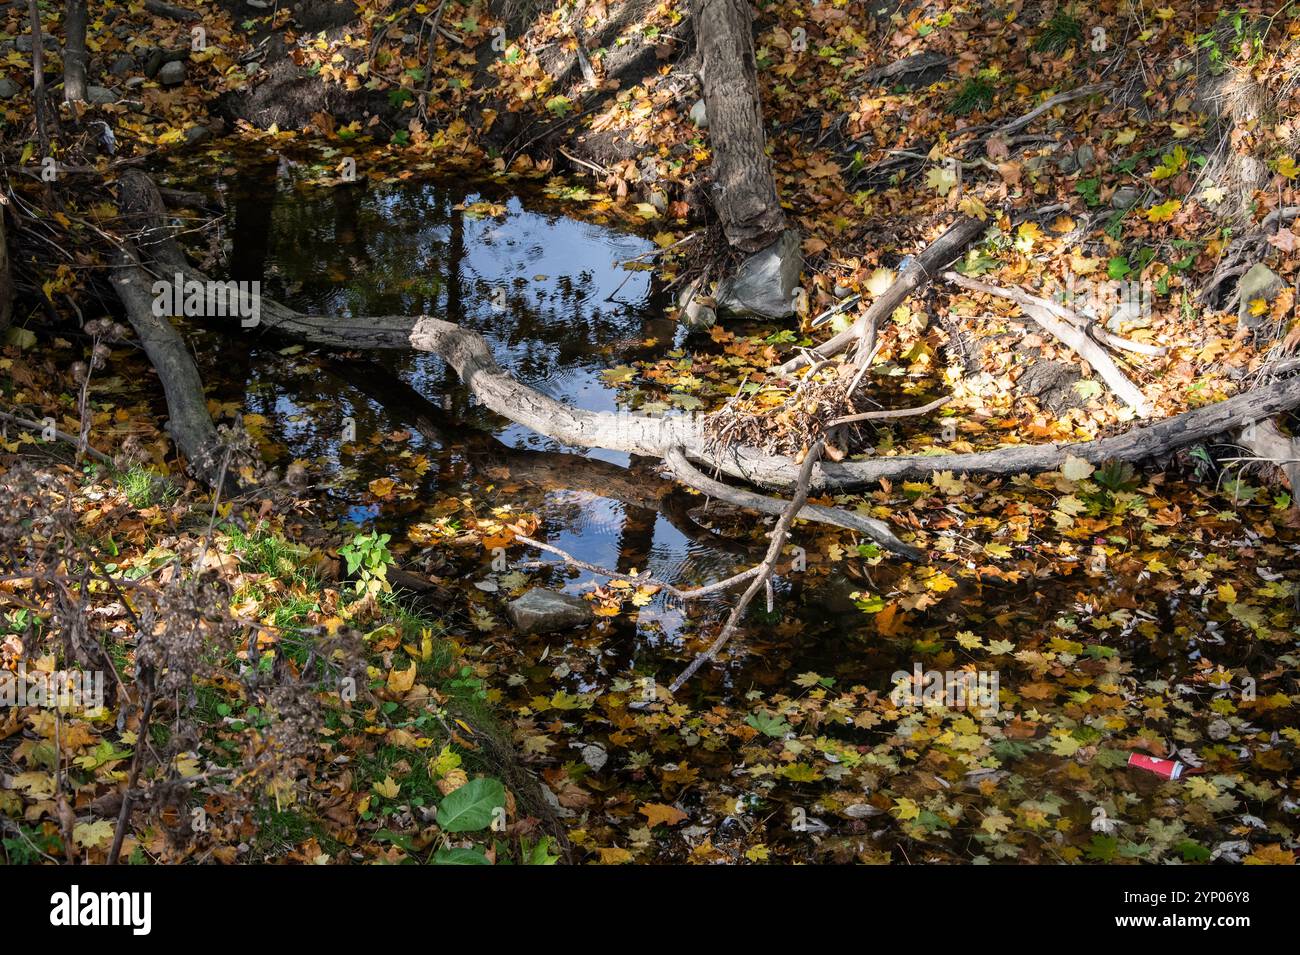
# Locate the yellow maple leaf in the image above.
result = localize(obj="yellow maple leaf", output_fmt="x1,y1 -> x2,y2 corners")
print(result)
73,820 -> 115,849
386,661 -> 417,694
596,846 -> 633,864
892,797 -> 920,821
1245,845 -> 1295,865
1145,200 -> 1181,222
925,572 -> 958,593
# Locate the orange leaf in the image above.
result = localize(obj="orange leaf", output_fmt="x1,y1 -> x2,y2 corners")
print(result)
639,803 -> 688,827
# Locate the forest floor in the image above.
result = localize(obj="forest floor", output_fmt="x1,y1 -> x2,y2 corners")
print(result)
2,0 -> 1300,864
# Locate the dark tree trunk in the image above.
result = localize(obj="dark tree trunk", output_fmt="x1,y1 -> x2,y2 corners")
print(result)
0,205 -> 12,332
64,0 -> 88,103
27,0 -> 49,151
690,0 -> 786,254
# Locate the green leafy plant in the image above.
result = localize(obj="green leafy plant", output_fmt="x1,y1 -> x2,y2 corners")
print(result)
340,531 -> 393,598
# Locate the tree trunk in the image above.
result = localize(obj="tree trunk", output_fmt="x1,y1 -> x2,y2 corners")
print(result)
27,0 -> 49,152
64,0 -> 88,103
691,0 -> 786,254
0,204 -> 12,332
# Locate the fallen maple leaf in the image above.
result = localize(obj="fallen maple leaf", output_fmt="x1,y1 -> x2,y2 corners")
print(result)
640,803 -> 688,827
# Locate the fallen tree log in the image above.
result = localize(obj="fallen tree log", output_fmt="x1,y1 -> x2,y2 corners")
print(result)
109,175 -> 1300,537
815,374 -> 1300,488
110,250 -> 227,488
664,447 -> 923,559
111,172 -> 231,488
120,230 -> 1300,502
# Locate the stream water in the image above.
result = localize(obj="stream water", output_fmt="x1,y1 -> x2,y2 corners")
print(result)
146,149 -> 1299,864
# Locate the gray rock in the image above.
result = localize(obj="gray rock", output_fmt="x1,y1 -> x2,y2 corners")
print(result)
1074,144 -> 1096,173
86,86 -> 117,105
1110,186 -> 1141,210
0,78 -> 19,99
145,48 -> 187,79
715,229 -> 803,319
15,35 -> 52,52
125,76 -> 146,89
158,60 -> 186,87
1057,144 -> 1095,175
688,99 -> 708,129
677,278 -> 716,331
579,743 -> 607,773
110,54 -> 136,77
1237,263 -> 1284,331
506,588 -> 593,635
184,125 -> 211,144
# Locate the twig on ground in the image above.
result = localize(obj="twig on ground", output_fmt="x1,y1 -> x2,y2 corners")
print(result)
944,271 -> 1153,417
669,441 -> 825,693
513,533 -> 761,600
828,395 -> 950,427
0,409 -> 113,464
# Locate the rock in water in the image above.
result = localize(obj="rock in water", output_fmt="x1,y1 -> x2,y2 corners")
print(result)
506,588 -> 593,635
715,229 -> 802,319
1237,263 -> 1284,332
677,278 -> 716,331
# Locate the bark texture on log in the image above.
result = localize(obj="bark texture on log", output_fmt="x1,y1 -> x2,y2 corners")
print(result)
691,0 -> 786,253
815,375 -> 1300,488
113,171 -> 227,486
111,251 -> 226,487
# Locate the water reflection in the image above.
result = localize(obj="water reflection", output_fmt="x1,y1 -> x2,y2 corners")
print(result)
202,165 -> 739,621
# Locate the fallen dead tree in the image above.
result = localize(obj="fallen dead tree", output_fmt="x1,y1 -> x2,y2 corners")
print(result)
110,175 -> 1300,541
815,375 -> 1300,488
99,171 -> 1300,689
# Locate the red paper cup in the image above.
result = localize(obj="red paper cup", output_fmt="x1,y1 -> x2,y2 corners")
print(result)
1128,753 -> 1184,779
